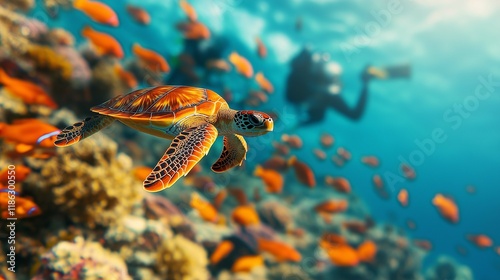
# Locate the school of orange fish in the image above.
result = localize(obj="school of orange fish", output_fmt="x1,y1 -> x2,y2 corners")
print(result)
0,0 -> 496,278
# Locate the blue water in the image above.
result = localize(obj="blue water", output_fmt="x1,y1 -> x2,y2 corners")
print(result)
31,0 -> 500,278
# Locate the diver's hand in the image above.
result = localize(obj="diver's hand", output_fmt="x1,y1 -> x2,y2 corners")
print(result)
361,65 -> 373,83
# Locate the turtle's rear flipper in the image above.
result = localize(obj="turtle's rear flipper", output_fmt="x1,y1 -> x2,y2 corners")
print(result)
211,134 -> 247,173
54,115 -> 115,147
143,124 -> 218,192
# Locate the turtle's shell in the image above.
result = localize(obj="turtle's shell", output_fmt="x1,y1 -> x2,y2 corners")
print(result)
91,85 -> 228,121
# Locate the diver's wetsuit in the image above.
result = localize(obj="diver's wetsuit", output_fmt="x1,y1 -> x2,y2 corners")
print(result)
285,47 -> 370,126
303,82 -> 368,125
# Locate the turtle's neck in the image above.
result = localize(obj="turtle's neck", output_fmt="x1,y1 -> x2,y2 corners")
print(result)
214,108 -> 237,135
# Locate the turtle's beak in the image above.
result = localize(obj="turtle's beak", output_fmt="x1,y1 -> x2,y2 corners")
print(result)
264,119 -> 274,132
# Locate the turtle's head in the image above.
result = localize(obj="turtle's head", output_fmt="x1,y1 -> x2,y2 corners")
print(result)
232,110 -> 273,136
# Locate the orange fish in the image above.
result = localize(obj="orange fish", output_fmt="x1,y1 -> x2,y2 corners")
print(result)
465,185 -> 476,194
179,0 -> 197,22
82,26 -> 123,59
325,176 -> 351,194
213,189 -> 227,211
432,194 -> 459,223
0,165 -> 31,185
467,234 -> 493,248
406,219 -> 417,230
0,119 -> 60,148
126,5 -> 150,25
342,220 -> 369,235
372,174 -> 383,189
288,156 -> 316,187
413,239 -> 432,251
132,166 -> 152,181
206,59 -> 231,72
73,0 -> 119,26
320,133 -> 334,148
258,238 -> 301,262
0,191 -> 41,219
253,187 -> 261,202
210,240 -> 233,265
361,156 -> 380,168
313,148 -> 327,161
337,147 -> 351,161
176,21 -> 210,40
185,175 -> 215,193
273,141 -> 290,156
229,52 -> 253,78
495,247 -> 500,256
5,143 -> 56,159
401,163 -> 416,180
323,243 -> 359,267
357,240 -> 377,262
254,165 -> 283,194
331,155 -> 345,167
255,37 -> 267,58
314,199 -> 348,214
246,90 -> 268,106
114,64 -> 138,89
190,193 -> 219,223
232,205 -> 260,226
133,43 -> 169,73
227,187 -> 248,206
255,72 -> 274,93
321,233 -> 347,246
262,156 -> 289,172
232,255 -> 264,273
281,134 -> 302,149
397,188 -> 409,207
0,69 -> 57,108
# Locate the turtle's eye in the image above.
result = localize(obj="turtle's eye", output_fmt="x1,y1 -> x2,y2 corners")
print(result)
249,114 -> 261,125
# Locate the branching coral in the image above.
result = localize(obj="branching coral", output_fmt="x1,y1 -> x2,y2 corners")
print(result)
33,237 -> 131,280
156,234 -> 210,280
26,133 -> 143,228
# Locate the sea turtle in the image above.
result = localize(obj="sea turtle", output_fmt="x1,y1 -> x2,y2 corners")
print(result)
54,85 -> 273,191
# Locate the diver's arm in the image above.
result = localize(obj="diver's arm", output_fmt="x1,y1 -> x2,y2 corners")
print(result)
330,69 -> 371,121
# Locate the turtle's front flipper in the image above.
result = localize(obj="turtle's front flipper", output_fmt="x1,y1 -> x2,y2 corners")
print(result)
144,124 -> 218,192
211,134 -> 248,173
54,115 -> 115,147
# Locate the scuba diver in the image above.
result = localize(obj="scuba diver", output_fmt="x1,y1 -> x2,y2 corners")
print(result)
285,47 -> 410,125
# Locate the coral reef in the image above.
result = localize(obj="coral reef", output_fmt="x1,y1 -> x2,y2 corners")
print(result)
0,0 -> 34,11
33,237 -> 132,280
89,60 -> 126,103
425,256 -> 473,280
104,215 -> 173,279
156,234 -> 210,280
25,131 -> 143,228
25,44 -> 73,82
267,263 -> 312,280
